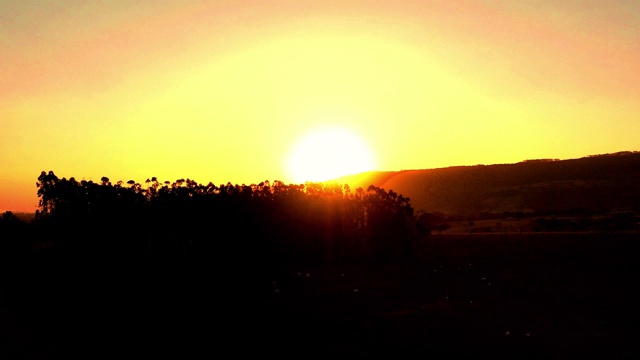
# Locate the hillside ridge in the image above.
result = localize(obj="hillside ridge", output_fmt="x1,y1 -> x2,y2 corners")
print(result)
336,151 -> 640,216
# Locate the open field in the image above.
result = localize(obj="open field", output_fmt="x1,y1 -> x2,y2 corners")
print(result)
2,232 -> 639,358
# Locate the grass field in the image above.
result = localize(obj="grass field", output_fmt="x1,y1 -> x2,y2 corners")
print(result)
2,232 -> 639,358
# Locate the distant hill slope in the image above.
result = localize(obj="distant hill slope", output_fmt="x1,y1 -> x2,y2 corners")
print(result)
336,151 -> 640,216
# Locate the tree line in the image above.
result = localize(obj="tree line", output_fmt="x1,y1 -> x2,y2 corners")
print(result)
0,171 -> 424,267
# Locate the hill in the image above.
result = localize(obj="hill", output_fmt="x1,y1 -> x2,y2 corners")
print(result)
336,151 -> 640,217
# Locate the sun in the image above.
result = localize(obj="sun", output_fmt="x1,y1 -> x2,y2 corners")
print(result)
286,126 -> 376,184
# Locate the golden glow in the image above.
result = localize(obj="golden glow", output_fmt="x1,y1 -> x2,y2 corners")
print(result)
287,126 -> 376,183
1,1 -> 640,212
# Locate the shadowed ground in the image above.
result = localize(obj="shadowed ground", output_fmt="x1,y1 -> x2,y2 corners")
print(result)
2,233 -> 639,359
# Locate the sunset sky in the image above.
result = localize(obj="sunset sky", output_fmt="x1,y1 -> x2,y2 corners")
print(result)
2,0 -> 639,212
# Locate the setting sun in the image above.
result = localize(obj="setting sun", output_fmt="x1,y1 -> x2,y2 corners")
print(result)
1,0 -> 640,213
2,2 -> 639,357
286,126 -> 376,183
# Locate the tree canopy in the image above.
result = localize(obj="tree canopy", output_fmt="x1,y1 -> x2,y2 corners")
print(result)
31,171 -> 419,266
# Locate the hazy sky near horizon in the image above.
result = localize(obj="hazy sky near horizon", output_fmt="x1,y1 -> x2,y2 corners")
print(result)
2,0 -> 640,212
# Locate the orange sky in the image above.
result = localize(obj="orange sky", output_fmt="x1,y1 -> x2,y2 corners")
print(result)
2,0 -> 640,212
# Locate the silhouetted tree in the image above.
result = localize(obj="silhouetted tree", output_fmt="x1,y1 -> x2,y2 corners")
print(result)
31,170 -> 419,265
36,170 -> 59,216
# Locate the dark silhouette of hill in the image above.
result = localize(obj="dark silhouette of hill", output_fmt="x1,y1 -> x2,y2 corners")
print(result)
337,151 -> 640,217
2,161 -> 640,359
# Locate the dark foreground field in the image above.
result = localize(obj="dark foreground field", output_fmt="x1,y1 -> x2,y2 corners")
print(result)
2,232 -> 640,359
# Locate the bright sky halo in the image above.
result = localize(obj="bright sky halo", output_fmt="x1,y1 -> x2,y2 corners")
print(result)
286,126 -> 377,184
2,1 -> 640,213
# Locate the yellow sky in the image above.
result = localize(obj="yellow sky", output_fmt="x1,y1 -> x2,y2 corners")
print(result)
2,0 -> 639,212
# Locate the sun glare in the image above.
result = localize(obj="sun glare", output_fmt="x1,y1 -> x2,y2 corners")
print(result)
286,126 -> 376,184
